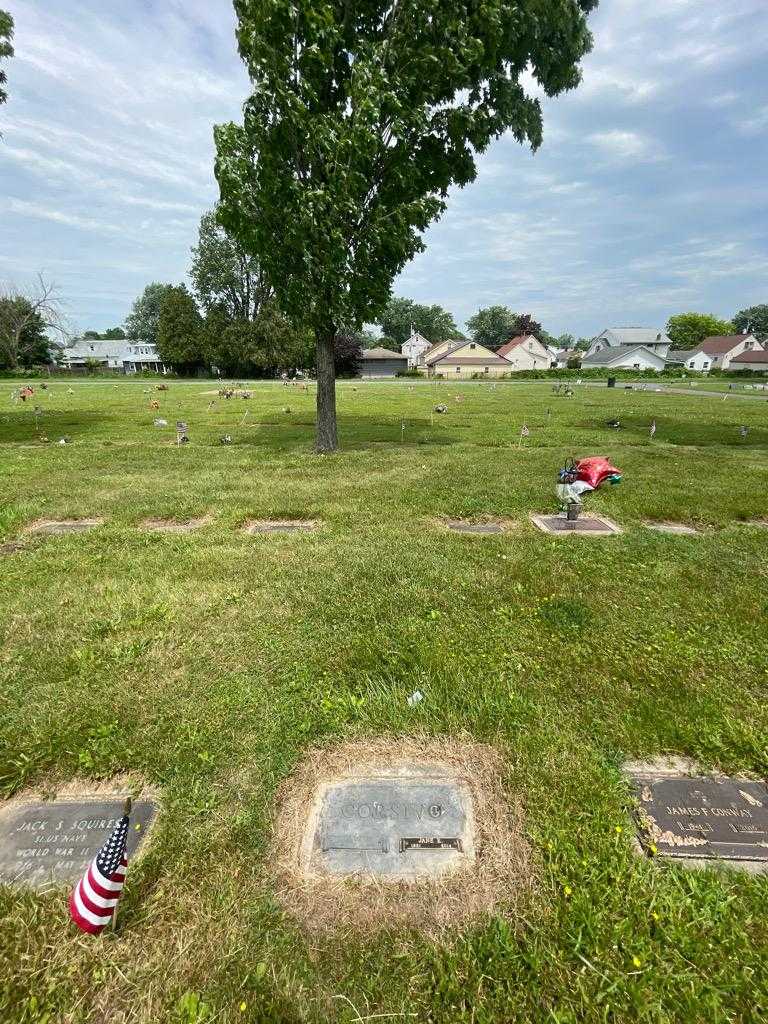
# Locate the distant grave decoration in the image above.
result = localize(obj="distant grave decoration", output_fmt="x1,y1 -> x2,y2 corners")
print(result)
268,738 -> 531,934
243,519 -> 319,535
625,758 -> 768,873
0,782 -> 158,891
643,521 -> 701,536
25,518 -> 104,536
530,513 -> 622,537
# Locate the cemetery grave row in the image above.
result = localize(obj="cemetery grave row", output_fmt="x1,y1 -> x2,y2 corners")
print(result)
2,515 -> 767,548
1,751 -> 766,922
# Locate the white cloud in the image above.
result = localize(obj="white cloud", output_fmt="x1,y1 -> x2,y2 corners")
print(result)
588,130 -> 665,163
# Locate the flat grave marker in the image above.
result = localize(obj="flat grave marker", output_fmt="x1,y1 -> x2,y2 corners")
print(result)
140,516 -> 209,533
644,521 -> 700,536
531,513 -> 621,537
0,797 -> 157,890
302,776 -> 475,880
444,520 -> 505,536
25,518 -> 104,536
628,769 -> 768,870
243,519 -> 318,535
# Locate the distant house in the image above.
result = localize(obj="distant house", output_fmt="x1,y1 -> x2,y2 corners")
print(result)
496,334 -> 555,371
727,349 -> 768,372
425,339 -> 510,378
668,334 -> 763,373
400,328 -> 432,369
584,329 -> 672,364
581,345 -> 667,372
62,338 -> 166,374
358,346 -> 409,378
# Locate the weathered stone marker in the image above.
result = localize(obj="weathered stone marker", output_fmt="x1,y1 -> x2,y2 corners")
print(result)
644,522 -> 699,536
445,520 -> 505,535
26,519 -> 103,536
244,520 -> 318,535
302,777 -> 475,880
629,773 -> 768,868
0,798 -> 157,889
531,514 -> 621,536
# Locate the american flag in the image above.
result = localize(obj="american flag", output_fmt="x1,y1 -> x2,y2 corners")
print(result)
69,802 -> 130,935
649,420 -> 656,437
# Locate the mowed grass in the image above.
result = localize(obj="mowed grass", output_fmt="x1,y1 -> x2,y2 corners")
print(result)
0,377 -> 767,1024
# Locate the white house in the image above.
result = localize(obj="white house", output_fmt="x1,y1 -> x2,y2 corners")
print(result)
400,328 -> 432,368
62,338 -> 166,374
668,334 -> 762,372
584,328 -> 672,363
581,345 -> 666,371
496,334 -> 555,371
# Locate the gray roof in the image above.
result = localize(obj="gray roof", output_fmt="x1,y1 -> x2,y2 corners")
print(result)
360,346 -> 408,361
582,344 -> 662,366
596,328 -> 671,347
667,350 -> 696,363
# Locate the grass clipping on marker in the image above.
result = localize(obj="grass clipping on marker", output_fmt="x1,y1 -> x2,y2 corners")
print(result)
270,736 -> 532,934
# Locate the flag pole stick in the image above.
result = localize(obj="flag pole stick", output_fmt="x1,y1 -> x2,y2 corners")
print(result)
110,798 -> 132,934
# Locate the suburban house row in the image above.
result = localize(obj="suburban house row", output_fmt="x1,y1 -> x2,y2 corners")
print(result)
58,328 -> 767,379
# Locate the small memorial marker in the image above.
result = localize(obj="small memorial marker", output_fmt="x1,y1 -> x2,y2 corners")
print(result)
628,770 -> 768,869
243,519 -> 318,535
644,521 -> 699,536
302,777 -> 475,880
445,520 -> 505,536
0,797 -> 157,889
531,513 -> 621,536
26,518 -> 103,536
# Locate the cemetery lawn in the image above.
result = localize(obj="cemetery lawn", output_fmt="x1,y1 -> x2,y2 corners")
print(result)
1,378 -> 767,1024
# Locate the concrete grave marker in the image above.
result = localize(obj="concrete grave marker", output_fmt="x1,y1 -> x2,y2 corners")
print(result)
140,516 -> 209,533
445,520 -> 505,536
0,797 -> 157,889
243,519 -> 318,535
302,776 -> 475,880
531,513 -> 621,537
627,766 -> 768,871
644,522 -> 700,536
25,518 -> 104,536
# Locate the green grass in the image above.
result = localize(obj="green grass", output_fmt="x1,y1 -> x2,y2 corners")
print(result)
1,378 -> 767,1024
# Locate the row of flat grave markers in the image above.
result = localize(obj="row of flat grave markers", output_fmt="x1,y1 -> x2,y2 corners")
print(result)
0,773 -> 766,894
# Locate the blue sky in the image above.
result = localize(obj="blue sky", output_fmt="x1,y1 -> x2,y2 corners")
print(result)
1,0 -> 767,339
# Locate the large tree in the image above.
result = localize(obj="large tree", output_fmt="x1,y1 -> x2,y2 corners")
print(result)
733,305 -> 768,343
204,299 -> 312,376
124,283 -> 175,344
379,297 -> 460,347
0,10 -> 13,114
156,285 -> 206,373
190,207 -> 273,321
0,275 -> 67,368
467,305 -> 519,349
666,312 -> 734,351
215,0 -> 597,452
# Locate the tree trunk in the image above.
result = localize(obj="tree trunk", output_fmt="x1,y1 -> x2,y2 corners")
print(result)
315,326 -> 338,453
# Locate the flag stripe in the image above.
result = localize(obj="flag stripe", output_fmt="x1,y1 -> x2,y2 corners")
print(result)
82,869 -> 121,910
71,883 -> 110,932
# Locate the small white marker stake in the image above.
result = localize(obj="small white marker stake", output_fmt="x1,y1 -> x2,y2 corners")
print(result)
240,409 -> 250,427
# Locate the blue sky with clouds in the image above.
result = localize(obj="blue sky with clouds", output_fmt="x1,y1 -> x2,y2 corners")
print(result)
2,0 -> 767,339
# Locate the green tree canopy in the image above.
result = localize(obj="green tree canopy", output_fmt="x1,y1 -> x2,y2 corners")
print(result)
156,285 -> 206,373
204,300 -> 312,377
467,306 -> 520,349
733,305 -> 768,343
379,298 -> 460,347
666,312 -> 734,351
215,0 -> 596,451
466,307 -> 551,350
0,10 -> 13,112
190,208 -> 273,322
124,283 -> 175,344
0,296 -> 51,368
